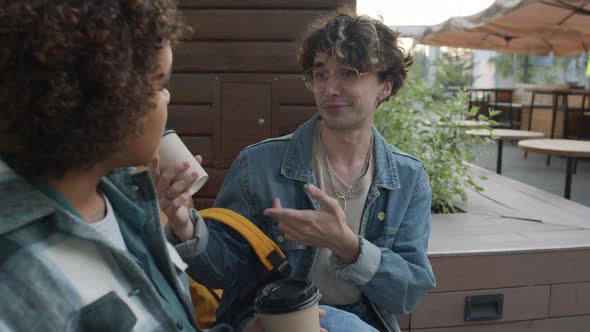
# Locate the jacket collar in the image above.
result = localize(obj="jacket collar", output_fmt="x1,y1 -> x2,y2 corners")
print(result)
280,114 -> 400,190
0,160 -> 147,236
100,168 -> 147,235
0,160 -> 57,235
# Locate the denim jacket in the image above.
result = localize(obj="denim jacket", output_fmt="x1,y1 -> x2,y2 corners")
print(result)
183,115 -> 436,332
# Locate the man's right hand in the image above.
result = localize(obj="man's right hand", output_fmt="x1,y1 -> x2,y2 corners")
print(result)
263,183 -> 360,265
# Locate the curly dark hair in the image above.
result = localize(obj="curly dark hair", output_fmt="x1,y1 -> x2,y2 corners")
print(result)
297,8 -> 413,99
0,0 -> 191,178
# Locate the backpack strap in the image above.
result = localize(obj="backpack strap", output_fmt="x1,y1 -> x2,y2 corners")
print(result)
199,208 -> 289,275
199,208 -> 292,326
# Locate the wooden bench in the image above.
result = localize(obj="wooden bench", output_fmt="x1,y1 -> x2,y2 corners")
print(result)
398,165 -> 590,332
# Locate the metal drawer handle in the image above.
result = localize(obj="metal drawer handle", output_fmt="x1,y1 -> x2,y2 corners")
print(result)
465,294 -> 504,321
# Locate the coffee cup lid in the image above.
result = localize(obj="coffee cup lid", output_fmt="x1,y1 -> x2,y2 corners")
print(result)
254,279 -> 320,315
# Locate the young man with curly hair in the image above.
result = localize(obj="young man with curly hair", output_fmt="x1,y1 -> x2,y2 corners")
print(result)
160,9 -> 437,332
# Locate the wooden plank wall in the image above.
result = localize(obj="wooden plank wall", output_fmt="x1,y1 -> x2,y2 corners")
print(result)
168,0 -> 354,209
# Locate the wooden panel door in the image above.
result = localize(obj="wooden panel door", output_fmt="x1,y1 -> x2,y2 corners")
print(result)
220,81 -> 272,166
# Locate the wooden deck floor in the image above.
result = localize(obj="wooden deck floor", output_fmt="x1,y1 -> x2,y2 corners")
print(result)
430,165 -> 590,255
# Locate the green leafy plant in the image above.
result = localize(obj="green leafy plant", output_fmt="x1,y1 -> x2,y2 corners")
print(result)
375,72 -> 494,213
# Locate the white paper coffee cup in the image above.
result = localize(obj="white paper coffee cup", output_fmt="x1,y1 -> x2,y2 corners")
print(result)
157,129 -> 208,196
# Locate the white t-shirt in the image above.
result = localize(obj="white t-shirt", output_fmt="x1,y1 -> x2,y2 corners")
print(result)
309,122 -> 374,305
89,191 -> 129,252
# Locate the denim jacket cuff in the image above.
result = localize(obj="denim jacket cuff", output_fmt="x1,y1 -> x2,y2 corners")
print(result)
329,236 -> 381,286
165,208 -> 209,260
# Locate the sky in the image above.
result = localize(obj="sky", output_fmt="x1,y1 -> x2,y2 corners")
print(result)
357,0 -> 496,26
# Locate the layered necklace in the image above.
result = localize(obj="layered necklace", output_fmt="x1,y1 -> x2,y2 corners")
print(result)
319,125 -> 373,210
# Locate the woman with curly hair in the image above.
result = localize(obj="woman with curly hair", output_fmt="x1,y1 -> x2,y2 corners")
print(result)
0,1 -> 243,331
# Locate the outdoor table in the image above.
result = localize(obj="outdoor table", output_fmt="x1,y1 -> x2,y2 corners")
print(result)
422,119 -> 490,128
518,139 -> 590,199
454,120 -> 491,127
467,129 -> 544,175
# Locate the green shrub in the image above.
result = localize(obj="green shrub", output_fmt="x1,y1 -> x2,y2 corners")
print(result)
375,76 -> 494,213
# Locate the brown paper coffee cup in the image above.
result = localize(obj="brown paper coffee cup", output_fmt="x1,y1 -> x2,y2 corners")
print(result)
255,279 -> 321,332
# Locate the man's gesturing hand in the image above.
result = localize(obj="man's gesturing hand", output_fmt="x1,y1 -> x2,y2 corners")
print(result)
263,184 -> 360,265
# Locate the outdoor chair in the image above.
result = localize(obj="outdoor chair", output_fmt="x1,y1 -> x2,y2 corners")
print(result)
489,102 -> 523,129
468,89 -> 522,129
467,89 -> 490,121
573,94 -> 590,174
488,89 -> 523,129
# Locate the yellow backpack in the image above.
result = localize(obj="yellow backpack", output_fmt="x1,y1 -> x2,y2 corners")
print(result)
188,208 -> 290,329
136,166 -> 285,327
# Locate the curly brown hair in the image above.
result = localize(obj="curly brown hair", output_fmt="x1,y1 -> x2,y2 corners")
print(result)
0,0 -> 191,178
297,8 -> 413,99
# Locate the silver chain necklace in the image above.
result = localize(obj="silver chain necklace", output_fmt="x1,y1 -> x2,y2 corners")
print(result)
319,125 -> 373,209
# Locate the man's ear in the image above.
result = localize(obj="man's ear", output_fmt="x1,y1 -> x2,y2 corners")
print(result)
381,80 -> 393,99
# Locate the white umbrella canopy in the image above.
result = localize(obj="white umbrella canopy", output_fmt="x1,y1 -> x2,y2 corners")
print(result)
418,0 -> 590,56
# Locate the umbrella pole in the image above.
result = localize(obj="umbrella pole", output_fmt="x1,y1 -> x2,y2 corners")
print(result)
523,55 -> 530,83
512,54 -> 517,84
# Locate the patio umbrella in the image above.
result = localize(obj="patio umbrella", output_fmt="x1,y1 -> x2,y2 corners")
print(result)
417,0 -> 590,56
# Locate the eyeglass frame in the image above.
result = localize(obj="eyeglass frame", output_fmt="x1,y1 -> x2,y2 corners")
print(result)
301,66 -> 368,93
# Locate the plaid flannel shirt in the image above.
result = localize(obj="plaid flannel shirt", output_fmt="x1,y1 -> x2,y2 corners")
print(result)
0,160 -> 231,332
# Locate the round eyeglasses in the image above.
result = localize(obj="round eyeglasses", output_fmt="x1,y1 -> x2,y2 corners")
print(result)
302,66 -> 365,93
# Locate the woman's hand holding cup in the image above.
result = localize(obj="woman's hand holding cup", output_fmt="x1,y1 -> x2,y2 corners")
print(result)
150,153 -> 204,242
151,129 -> 208,242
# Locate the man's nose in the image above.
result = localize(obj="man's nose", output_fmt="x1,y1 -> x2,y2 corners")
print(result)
322,76 -> 341,95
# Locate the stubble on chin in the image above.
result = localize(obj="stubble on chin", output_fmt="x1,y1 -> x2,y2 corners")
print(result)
320,116 -> 353,131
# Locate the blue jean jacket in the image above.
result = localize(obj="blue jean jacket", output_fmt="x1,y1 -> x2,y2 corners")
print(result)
183,115 -> 436,332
